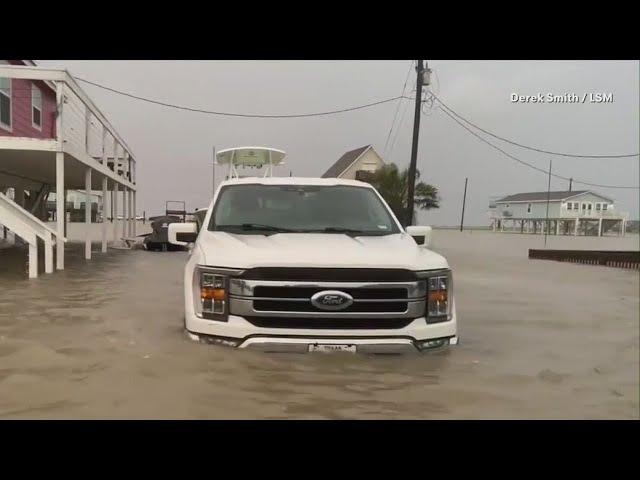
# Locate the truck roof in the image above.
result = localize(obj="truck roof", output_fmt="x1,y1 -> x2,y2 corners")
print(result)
217,177 -> 373,188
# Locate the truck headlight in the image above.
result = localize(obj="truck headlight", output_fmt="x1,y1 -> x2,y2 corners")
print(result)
425,270 -> 452,323
198,271 -> 228,321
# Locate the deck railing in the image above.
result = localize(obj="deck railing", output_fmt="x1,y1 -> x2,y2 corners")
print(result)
0,65 -> 136,186
489,209 -> 629,220
559,209 -> 628,219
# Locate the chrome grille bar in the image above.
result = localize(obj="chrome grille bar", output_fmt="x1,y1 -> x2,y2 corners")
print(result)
231,295 -> 417,303
229,279 -> 426,298
228,278 -> 426,319
230,298 -> 424,319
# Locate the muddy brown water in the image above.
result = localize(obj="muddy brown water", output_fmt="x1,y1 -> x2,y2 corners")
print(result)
0,230 -> 638,419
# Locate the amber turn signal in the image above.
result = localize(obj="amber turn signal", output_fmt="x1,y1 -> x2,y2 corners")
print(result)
428,290 -> 448,302
201,287 -> 226,300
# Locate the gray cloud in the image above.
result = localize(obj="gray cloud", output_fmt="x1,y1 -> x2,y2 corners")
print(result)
37,60 -> 639,225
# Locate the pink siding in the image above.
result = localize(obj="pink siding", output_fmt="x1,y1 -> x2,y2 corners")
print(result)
0,60 -> 57,139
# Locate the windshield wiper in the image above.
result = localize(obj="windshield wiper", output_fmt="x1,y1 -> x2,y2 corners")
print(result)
317,227 -> 394,236
216,223 -> 299,233
320,227 -> 366,234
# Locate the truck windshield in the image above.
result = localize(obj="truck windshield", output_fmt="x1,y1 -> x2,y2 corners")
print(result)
209,184 -> 400,235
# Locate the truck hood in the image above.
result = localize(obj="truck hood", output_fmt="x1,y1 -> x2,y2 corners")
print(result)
197,231 -> 449,271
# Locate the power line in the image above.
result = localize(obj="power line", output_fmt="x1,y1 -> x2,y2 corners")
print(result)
437,106 -> 639,190
430,92 -> 639,159
383,61 -> 414,158
73,76 -> 410,119
387,77 -> 417,161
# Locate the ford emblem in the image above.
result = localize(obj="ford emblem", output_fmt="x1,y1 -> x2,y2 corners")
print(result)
311,290 -> 354,311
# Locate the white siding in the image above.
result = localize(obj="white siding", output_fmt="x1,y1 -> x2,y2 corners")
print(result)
496,192 -> 616,219
498,201 -> 562,218
339,148 -> 384,179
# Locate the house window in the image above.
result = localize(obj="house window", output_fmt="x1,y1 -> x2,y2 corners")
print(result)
567,203 -> 572,210
0,77 -> 11,130
602,203 -> 608,210
595,203 -> 601,211
574,202 -> 579,210
32,84 -> 42,130
527,203 -> 531,213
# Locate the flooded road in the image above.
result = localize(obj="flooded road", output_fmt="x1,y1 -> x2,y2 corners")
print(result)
0,230 -> 638,419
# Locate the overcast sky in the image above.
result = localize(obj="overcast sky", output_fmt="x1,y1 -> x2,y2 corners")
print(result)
37,60 -> 639,225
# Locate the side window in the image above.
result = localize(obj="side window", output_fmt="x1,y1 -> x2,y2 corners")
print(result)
32,83 -> 42,130
0,77 -> 11,130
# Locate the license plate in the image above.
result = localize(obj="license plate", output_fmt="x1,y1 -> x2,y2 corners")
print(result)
308,344 -> 357,353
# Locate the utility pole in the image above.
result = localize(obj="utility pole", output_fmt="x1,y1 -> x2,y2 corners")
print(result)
569,177 -> 572,192
544,159 -> 553,247
406,59 -> 426,227
460,177 -> 468,232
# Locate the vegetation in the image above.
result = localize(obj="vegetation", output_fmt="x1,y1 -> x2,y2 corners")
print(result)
365,163 -> 440,226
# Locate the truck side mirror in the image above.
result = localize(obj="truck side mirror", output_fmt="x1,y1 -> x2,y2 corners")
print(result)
406,225 -> 432,248
168,222 -> 198,246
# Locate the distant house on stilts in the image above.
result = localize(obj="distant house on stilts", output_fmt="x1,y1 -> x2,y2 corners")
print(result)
488,190 -> 629,236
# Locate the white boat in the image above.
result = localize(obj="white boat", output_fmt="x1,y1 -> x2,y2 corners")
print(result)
215,146 -> 286,179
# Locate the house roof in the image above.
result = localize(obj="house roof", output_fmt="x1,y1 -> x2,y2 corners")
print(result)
321,145 -> 371,178
7,60 -> 56,92
495,190 -> 613,203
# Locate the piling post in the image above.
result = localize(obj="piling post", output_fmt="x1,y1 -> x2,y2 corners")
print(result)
133,191 -> 137,237
55,152 -> 65,270
102,177 -> 108,252
44,231 -> 53,274
113,182 -> 119,242
122,187 -> 127,240
85,167 -> 92,260
28,241 -> 38,279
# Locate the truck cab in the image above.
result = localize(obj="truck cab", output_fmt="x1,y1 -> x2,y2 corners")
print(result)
169,148 -> 457,353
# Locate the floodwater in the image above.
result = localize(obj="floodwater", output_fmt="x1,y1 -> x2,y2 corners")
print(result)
0,230 -> 638,419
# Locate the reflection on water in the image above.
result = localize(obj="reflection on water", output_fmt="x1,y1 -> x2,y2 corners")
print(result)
0,231 -> 638,419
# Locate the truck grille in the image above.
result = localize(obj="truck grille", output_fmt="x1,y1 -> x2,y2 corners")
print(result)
253,286 -> 407,299
253,300 -> 408,313
244,316 -> 415,330
228,276 -> 426,325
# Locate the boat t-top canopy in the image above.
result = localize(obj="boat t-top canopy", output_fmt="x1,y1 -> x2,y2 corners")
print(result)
216,146 -> 286,178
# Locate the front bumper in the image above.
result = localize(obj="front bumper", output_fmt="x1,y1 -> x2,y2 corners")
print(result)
184,312 -> 457,354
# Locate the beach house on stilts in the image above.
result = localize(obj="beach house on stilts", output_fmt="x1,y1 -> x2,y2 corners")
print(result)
0,61 -> 138,278
488,190 -> 629,236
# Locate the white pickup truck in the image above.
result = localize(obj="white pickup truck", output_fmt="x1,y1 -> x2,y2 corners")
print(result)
169,175 -> 458,354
